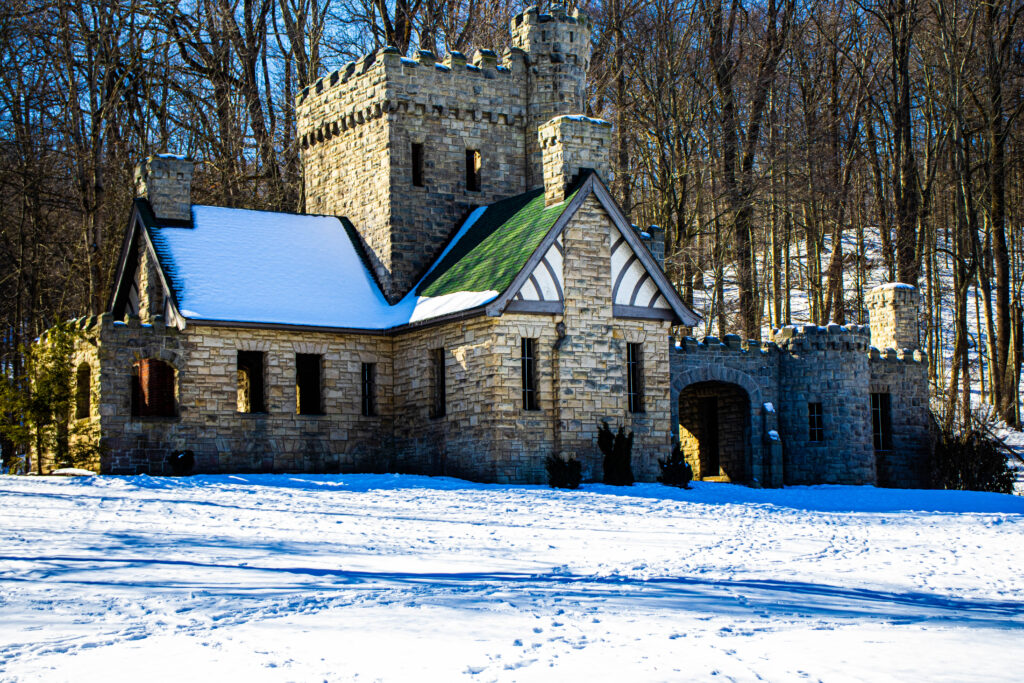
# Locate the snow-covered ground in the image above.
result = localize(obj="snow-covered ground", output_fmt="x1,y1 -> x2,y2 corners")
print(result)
1,474 -> 1021,681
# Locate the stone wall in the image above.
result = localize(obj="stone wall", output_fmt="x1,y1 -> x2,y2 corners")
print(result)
56,316 -> 393,475
670,335 -> 780,486
775,324 -> 875,485
387,197 -> 672,484
555,195 -> 672,482
870,348 -> 932,487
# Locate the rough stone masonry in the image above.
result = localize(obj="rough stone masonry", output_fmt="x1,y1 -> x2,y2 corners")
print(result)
34,4 -> 932,488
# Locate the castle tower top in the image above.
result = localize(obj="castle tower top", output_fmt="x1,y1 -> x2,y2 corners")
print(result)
510,5 -> 593,58
866,283 -> 920,351
511,4 -> 594,189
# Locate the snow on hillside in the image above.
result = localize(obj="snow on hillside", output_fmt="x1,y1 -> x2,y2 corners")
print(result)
1,474 -> 1022,681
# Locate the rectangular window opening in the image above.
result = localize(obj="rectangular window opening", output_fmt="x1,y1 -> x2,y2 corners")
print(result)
871,392 -> 893,451
411,143 -> 425,187
237,350 -> 266,414
627,343 -> 645,414
465,149 -> 481,192
362,362 -> 377,417
296,353 -> 323,415
808,402 -> 824,443
521,338 -> 539,411
430,348 -> 446,418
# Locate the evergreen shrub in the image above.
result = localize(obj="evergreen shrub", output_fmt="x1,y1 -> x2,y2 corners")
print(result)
598,420 -> 634,486
545,453 -> 582,489
658,443 -> 693,488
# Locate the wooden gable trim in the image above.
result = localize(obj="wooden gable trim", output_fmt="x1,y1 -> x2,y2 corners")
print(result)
485,175 -> 596,317
109,200 -> 188,330
486,172 -> 700,326
108,204 -> 145,318
589,178 -> 701,327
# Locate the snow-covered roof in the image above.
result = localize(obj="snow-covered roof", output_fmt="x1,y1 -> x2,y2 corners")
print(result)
146,205 -> 498,330
132,172 -> 699,331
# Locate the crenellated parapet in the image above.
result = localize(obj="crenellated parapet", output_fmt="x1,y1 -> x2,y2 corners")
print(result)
772,323 -> 872,353
673,333 -> 778,357
296,46 -> 529,152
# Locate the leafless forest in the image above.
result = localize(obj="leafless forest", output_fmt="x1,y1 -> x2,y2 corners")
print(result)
1,0 -> 1022,432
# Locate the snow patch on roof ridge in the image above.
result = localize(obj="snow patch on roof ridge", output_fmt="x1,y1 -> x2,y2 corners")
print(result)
553,114 -> 611,127
869,282 -> 916,292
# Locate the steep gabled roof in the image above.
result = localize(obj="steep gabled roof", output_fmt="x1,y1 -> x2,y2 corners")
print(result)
110,172 -> 698,332
417,186 -> 579,298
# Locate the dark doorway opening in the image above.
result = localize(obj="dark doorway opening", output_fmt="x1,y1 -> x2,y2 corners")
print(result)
678,381 -> 750,482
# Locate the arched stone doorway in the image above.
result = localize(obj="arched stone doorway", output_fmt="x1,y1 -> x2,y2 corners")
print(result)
678,381 -> 751,482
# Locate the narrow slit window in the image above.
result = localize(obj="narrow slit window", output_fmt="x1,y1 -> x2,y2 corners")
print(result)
411,143 -> 425,187
465,149 -> 481,192
75,363 -> 91,419
362,362 -> 377,417
871,393 -> 893,451
521,338 -> 539,411
808,402 -> 824,443
296,353 -> 323,415
237,351 -> 266,413
627,343 -> 645,413
430,348 -> 446,418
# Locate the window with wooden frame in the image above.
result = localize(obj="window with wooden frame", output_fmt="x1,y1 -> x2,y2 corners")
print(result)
871,392 -> 893,451
808,402 -> 825,442
237,351 -> 266,413
465,149 -> 481,192
627,342 -> 645,413
521,338 -> 539,411
362,362 -> 377,417
131,359 -> 176,418
430,348 -> 446,418
75,363 -> 91,420
295,353 -> 323,415
411,143 -> 425,187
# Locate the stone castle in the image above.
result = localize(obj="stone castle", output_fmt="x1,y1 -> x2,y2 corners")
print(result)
37,6 -> 932,487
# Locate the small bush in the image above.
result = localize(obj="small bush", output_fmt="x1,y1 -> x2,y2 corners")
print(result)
598,420 -> 634,486
546,453 -> 582,489
168,449 -> 195,476
658,443 -> 693,488
932,418 -> 1015,494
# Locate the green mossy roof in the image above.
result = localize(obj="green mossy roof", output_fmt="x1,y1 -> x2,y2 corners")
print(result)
417,186 -> 577,297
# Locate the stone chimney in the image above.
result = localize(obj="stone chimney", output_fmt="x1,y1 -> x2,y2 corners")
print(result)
639,224 -> 665,271
866,283 -> 920,350
135,154 -> 194,222
538,115 -> 611,206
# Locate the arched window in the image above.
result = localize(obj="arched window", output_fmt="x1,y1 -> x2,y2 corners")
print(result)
131,359 -> 176,417
75,363 -> 91,419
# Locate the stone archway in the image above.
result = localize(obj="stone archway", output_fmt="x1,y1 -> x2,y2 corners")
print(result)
671,364 -> 765,484
678,381 -> 750,482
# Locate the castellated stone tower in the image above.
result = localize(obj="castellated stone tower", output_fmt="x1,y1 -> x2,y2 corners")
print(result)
512,6 -> 594,190
866,283 -> 920,351
296,5 -> 594,303
773,325 -> 876,485
135,155 -> 194,222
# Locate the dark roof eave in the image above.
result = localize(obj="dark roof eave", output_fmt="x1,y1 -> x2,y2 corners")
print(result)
184,304 -> 492,337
